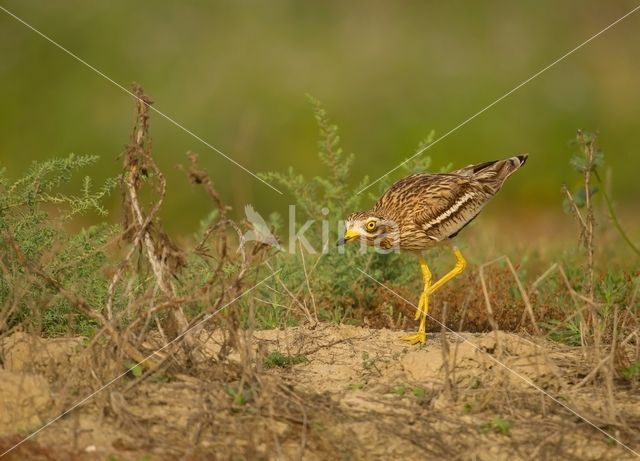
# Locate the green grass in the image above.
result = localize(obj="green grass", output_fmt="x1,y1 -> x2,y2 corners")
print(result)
263,351 -> 308,369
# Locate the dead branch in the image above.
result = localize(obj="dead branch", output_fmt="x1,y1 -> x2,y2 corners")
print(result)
106,84 -> 191,352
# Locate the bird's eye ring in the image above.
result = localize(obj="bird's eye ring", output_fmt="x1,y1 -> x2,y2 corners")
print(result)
366,220 -> 377,231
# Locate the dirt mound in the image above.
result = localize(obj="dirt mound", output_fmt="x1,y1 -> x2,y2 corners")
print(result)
0,326 -> 638,460
1,332 -> 83,382
0,370 -> 53,435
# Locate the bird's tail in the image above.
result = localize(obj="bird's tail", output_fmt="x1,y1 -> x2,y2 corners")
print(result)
455,154 -> 528,192
486,154 -> 527,179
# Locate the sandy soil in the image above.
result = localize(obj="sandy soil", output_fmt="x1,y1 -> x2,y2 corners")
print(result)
0,325 -> 638,460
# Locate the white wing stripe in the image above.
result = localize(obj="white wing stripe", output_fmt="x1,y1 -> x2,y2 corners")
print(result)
422,191 -> 475,231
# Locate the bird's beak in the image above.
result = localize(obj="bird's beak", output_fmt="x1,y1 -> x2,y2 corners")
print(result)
336,229 -> 360,246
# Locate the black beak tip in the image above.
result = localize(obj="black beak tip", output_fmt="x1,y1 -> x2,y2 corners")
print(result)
336,237 -> 346,247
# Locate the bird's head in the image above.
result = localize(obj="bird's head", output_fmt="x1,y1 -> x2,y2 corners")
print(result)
337,211 -> 398,249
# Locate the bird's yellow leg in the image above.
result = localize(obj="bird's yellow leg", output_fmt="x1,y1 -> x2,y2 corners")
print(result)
414,256 -> 432,320
401,249 -> 466,345
426,247 -> 467,296
402,256 -> 432,345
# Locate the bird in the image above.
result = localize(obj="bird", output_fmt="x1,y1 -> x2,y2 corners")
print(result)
337,155 -> 528,344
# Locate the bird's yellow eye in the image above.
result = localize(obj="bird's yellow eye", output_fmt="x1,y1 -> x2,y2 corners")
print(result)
366,220 -> 377,231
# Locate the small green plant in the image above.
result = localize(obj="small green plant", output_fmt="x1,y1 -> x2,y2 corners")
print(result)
469,377 -> 481,390
151,373 -> 171,384
550,130 -> 640,349
390,384 -> 406,397
603,436 -> 617,446
481,416 -> 512,436
565,131 -> 639,258
361,351 -> 373,370
263,351 -> 308,369
411,387 -> 426,399
126,361 -> 144,379
225,385 -> 253,406
312,420 -> 327,433
318,306 -> 350,324
621,361 -> 640,382
541,319 -> 582,347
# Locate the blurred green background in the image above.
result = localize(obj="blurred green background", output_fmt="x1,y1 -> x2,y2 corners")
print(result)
1,1 -> 639,233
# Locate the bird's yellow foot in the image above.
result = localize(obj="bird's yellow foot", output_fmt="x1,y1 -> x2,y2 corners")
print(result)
401,330 -> 426,345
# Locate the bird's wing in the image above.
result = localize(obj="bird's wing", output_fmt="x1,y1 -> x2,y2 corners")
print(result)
410,175 -> 477,231
373,157 -> 527,243
375,174 -> 463,219
379,173 -> 484,242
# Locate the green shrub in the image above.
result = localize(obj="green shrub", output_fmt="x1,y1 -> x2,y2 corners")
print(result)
256,98 -> 441,327
0,154 -> 117,336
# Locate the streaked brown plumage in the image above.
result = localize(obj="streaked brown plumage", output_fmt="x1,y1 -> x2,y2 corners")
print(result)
339,155 -> 528,344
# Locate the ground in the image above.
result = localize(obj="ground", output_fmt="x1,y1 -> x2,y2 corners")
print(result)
0,325 -> 638,460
